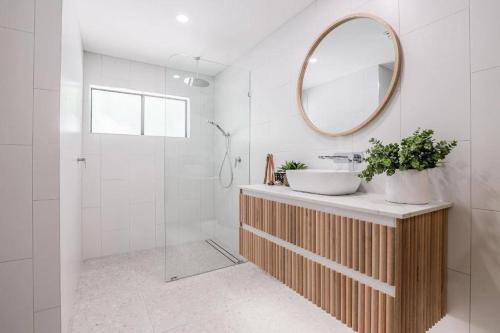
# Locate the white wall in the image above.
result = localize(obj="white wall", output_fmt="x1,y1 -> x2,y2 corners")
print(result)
60,0 -> 83,331
229,0 -> 500,332
0,0 -> 63,332
81,52 -> 216,258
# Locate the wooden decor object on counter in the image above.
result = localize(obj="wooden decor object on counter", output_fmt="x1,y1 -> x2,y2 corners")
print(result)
239,184 -> 451,333
263,154 -> 275,185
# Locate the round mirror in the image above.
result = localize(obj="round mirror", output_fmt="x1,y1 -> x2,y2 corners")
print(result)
297,14 -> 401,137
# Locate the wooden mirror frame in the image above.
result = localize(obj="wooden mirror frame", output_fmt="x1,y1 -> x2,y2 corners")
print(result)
297,13 -> 402,137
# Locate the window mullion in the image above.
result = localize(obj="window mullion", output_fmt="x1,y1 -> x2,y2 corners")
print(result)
141,95 -> 145,136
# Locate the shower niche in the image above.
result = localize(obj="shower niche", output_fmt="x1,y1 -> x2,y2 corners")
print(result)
162,55 -> 251,281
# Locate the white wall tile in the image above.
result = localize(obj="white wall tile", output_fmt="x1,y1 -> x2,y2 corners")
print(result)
0,27 -> 33,145
0,145 -> 32,262
0,0 -> 34,32
429,270 -> 470,333
130,203 -> 155,251
0,259 -> 33,333
129,155 -> 155,203
129,61 -> 165,94
34,89 -> 60,146
400,0 -> 468,34
81,154 -> 101,208
34,0 -> 62,90
471,209 -> 500,333
34,200 -> 60,311
101,55 -> 131,86
35,307 -> 61,333
354,0 -> 399,32
34,140 -> 60,200
470,0 -> 500,72
82,207 -> 101,259
429,142 -> 471,273
352,89 -> 401,152
102,229 -> 129,256
33,89 -> 60,200
401,11 -> 470,141
471,67 -> 500,211
101,180 -> 130,231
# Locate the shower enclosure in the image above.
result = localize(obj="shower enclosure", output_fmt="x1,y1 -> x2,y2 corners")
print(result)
162,55 -> 250,281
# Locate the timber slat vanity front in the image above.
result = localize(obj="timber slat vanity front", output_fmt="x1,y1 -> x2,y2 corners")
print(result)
239,185 -> 451,333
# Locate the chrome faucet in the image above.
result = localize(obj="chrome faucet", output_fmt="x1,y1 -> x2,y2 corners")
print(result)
318,153 -> 363,170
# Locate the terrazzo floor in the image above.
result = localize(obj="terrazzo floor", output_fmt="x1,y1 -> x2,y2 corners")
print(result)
69,247 -> 351,333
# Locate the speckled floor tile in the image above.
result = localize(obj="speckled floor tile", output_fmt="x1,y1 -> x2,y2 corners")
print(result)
70,247 -> 351,333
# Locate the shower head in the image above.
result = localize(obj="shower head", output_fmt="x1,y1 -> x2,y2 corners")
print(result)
184,56 -> 211,88
184,77 -> 210,88
207,120 -> 229,137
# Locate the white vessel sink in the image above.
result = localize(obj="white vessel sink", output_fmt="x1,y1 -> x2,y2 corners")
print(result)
286,169 -> 361,195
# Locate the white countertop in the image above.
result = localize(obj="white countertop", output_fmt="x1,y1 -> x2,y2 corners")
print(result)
240,184 -> 452,219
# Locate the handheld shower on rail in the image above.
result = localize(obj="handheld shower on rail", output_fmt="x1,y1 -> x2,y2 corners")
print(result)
207,120 -> 230,137
208,120 -> 233,188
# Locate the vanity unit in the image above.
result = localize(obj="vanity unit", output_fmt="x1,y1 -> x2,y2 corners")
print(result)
239,184 -> 451,333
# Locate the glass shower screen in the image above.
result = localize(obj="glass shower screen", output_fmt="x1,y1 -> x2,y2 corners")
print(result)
162,56 -> 250,281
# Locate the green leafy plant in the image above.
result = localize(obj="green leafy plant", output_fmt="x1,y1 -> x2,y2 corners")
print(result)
277,160 -> 308,172
359,129 -> 457,182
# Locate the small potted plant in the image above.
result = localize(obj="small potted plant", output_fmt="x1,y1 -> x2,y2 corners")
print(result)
359,129 -> 457,204
276,161 -> 308,186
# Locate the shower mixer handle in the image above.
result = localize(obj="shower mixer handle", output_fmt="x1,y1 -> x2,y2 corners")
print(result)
235,156 -> 242,167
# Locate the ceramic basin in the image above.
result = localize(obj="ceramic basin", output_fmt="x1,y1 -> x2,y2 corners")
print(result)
286,169 -> 361,195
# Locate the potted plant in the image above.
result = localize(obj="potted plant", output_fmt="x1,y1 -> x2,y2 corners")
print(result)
276,161 -> 308,186
359,129 -> 457,204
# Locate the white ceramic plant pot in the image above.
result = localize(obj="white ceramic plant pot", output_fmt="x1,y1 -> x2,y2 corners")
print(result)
385,170 -> 431,204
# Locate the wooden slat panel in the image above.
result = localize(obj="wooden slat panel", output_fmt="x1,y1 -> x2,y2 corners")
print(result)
372,224 -> 380,280
346,277 -> 352,327
352,280 -> 358,331
359,221 -> 366,274
371,289 -> 379,333
358,283 -> 365,333
380,225 -> 388,283
341,217 -> 348,266
365,286 -> 372,332
393,211 -> 447,333
387,227 -> 395,286
353,219 -> 359,271
347,218 -> 353,269
366,223 -> 372,276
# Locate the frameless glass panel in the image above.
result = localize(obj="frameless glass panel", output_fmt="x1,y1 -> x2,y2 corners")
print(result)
144,96 -> 187,137
91,89 -> 142,135
163,56 -> 250,282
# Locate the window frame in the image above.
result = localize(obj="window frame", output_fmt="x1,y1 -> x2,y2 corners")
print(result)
90,86 -> 189,137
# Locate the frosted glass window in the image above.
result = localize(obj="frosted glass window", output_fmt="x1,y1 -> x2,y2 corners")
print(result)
90,87 -> 188,137
144,96 -> 187,137
91,89 -> 142,135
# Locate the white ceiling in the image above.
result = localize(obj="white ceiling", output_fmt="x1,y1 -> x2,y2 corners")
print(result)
77,0 -> 314,76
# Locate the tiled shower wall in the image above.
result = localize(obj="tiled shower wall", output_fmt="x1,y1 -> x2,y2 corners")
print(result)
81,52 -> 216,259
213,66 -> 251,254
0,0 -> 63,332
233,0 -> 499,332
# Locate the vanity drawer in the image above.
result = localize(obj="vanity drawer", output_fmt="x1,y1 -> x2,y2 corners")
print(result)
239,192 -> 448,333
240,194 -> 395,285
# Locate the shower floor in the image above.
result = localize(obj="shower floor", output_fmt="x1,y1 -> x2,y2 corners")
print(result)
69,247 -> 351,333
164,239 -> 240,281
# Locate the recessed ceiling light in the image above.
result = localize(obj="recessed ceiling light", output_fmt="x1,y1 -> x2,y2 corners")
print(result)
172,74 -> 181,79
309,57 -> 317,63
176,14 -> 189,23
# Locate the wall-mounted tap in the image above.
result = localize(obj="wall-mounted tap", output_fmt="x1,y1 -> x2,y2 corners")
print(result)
318,153 -> 363,170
